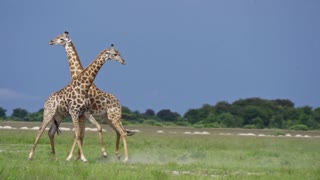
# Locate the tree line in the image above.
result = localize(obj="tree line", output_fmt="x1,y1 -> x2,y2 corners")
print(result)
1,97 -> 320,130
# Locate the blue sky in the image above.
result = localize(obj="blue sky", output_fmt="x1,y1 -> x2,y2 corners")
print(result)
0,0 -> 320,116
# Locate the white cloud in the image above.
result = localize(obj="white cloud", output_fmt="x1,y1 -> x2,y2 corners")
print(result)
0,88 -> 41,100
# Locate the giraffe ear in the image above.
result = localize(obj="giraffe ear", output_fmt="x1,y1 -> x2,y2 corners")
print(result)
64,31 -> 69,35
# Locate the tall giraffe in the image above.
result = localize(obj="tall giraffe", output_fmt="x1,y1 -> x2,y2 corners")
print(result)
28,45 -> 126,162
48,32 -> 134,161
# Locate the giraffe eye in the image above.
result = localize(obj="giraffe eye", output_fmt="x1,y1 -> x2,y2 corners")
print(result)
114,54 -> 118,56
60,39 -> 64,41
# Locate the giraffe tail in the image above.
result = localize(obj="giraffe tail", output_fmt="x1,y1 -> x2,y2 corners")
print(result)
53,118 -> 62,135
118,123 -> 135,136
126,129 -> 135,136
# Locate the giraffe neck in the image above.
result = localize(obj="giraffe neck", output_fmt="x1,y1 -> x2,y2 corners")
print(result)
65,40 -> 85,79
73,50 -> 109,93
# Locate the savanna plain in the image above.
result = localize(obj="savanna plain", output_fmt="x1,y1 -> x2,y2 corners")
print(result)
0,121 -> 320,180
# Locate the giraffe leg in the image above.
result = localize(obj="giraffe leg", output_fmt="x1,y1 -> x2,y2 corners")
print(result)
115,131 -> 121,160
109,122 -> 128,162
119,125 -> 128,162
76,119 -> 86,160
67,115 -> 87,162
48,115 -> 63,160
66,138 -> 77,161
28,108 -> 56,160
88,114 -> 107,158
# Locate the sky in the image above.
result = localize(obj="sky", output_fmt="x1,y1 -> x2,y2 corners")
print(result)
0,0 -> 320,116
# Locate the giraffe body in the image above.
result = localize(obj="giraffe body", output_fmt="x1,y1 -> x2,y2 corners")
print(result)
28,46 -> 126,162
48,32 -> 133,161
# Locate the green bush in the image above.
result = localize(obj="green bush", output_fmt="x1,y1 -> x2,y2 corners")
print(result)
243,124 -> 256,129
174,121 -> 190,126
289,124 -> 309,131
143,119 -> 163,126
204,123 -> 221,128
193,124 -> 205,128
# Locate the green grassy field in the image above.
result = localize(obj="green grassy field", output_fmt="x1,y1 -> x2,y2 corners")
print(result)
0,121 -> 320,179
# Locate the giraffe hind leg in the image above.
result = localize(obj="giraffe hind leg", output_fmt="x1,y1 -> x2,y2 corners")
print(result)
88,114 -> 107,158
108,121 -> 128,162
28,110 -> 56,160
48,115 -> 63,160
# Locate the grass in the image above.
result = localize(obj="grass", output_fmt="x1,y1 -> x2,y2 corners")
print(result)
0,121 -> 320,179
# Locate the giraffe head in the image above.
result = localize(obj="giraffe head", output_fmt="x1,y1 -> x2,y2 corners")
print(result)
49,31 -> 71,46
105,44 -> 126,65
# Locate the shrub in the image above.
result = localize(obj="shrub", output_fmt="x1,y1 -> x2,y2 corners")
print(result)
143,119 -> 163,126
289,124 -> 309,131
243,124 -> 256,129
193,124 -> 205,128
175,121 -> 190,127
204,123 -> 221,128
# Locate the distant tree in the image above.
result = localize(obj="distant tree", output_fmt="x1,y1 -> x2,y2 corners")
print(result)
214,101 -> 231,114
283,108 -> 300,122
0,107 -> 6,119
121,106 -> 144,122
311,107 -> 320,129
198,104 -> 213,119
25,108 -> 43,121
157,109 -> 180,122
144,109 -> 155,116
218,112 -> 237,128
299,106 -> 313,116
184,109 -> 201,124
252,117 -> 264,129
11,108 -> 29,120
270,114 -> 284,128
242,106 -> 265,125
272,99 -> 294,108
121,106 -> 136,121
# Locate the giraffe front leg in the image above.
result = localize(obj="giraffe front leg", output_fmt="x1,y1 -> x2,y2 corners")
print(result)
66,139 -> 77,161
115,132 -> 121,160
67,115 -> 88,162
122,134 -> 128,162
76,119 -> 86,160
67,129 -> 87,162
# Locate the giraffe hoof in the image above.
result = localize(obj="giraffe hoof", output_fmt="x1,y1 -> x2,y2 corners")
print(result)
102,152 -> 108,158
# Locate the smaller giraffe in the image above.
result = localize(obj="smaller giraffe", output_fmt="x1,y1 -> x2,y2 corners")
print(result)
28,44 -> 126,162
49,31 -> 134,161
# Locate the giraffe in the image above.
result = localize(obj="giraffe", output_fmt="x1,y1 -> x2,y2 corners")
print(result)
28,44 -> 126,162
48,31 -> 134,161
